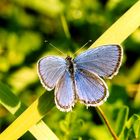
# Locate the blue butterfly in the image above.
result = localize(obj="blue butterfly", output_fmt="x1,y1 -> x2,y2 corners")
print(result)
37,45 -> 123,112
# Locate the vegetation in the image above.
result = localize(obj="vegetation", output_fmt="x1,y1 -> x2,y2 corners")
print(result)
0,0 -> 140,140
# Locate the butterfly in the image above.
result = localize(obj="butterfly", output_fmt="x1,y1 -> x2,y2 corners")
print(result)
37,44 -> 123,112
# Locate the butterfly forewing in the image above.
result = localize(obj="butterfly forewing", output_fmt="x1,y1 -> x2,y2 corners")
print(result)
55,70 -> 75,112
38,56 -> 66,90
74,45 -> 122,79
74,69 -> 109,106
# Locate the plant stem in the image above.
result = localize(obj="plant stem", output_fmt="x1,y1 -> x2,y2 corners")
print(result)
96,106 -> 119,140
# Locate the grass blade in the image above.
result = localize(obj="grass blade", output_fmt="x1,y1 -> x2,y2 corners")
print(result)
0,81 -> 58,140
90,0 -> 140,48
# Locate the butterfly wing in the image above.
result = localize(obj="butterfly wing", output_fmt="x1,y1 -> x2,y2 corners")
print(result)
74,69 -> 109,106
74,45 -> 123,79
55,70 -> 75,112
38,56 -> 66,90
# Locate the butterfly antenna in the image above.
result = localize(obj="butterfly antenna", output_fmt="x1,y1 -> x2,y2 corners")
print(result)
74,40 -> 93,55
44,40 -> 66,56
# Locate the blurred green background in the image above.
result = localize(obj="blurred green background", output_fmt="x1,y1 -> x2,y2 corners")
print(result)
0,0 -> 140,139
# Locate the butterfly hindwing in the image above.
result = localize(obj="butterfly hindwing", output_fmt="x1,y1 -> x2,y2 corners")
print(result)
74,69 -> 109,106
55,70 -> 75,112
74,45 -> 122,79
38,56 -> 66,90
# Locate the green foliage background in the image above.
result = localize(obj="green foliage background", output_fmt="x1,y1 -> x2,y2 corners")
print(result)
0,0 -> 140,139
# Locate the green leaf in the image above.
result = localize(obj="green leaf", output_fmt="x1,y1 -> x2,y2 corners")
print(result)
115,106 -> 129,136
121,114 -> 140,140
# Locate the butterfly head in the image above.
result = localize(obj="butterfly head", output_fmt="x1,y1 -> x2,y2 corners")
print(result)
66,55 -> 72,61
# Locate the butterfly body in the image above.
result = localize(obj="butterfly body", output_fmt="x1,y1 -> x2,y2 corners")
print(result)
65,56 -> 75,76
38,45 -> 123,112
